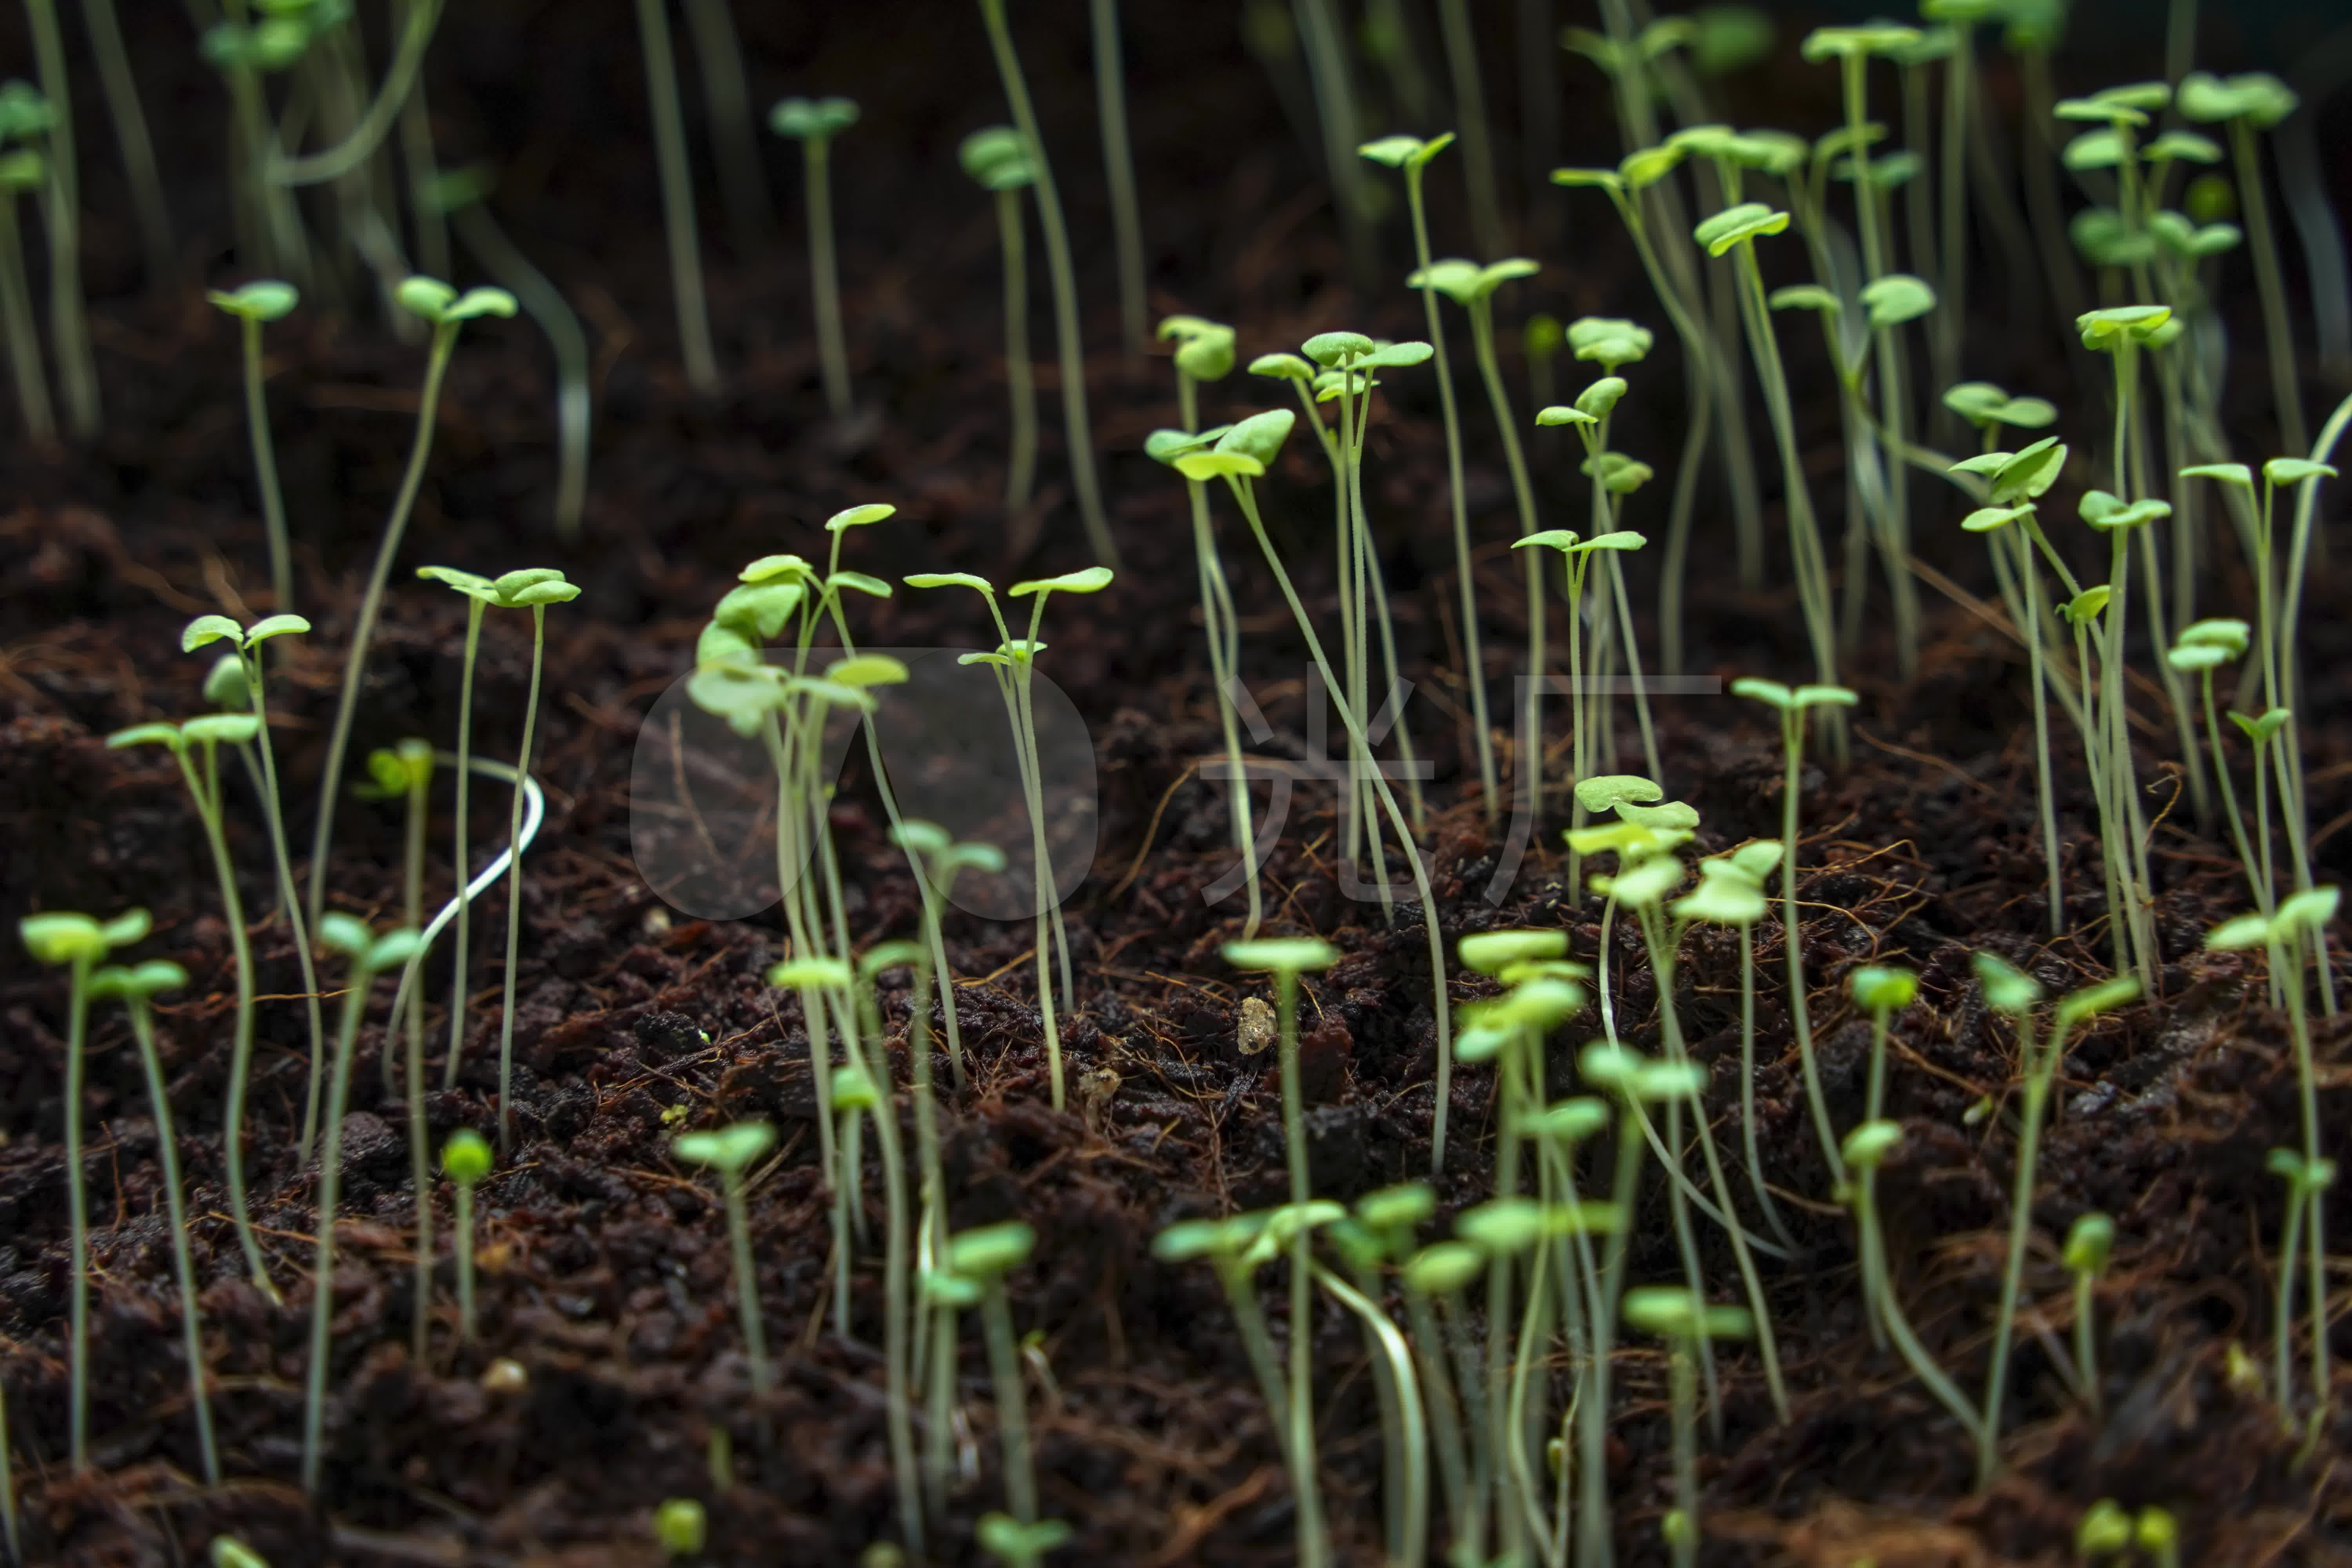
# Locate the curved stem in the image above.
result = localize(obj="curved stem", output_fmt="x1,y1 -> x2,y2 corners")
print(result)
267,0 -> 445,187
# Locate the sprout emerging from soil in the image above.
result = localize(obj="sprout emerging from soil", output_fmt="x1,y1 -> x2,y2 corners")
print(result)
770,96 -> 860,417
207,280 -> 300,610
442,1128 -> 493,1344
110,713 -> 285,1299
2063,1211 -> 2114,1412
1622,1287 -> 1753,1568
307,279 -> 517,963
946,1222 -> 1049,1558
977,1513 -> 1072,1568
1224,937 -> 1341,1567
19,906 -> 148,1470
1838,1119 -> 1989,1453
1974,956 -> 2139,1486
210,1538 -> 270,1568
90,957 -> 221,1484
2211,888 -> 2342,1439
1729,677 -> 1858,1183
674,1121 -> 779,1398
655,1496 -> 707,1559
305,915 -> 426,1492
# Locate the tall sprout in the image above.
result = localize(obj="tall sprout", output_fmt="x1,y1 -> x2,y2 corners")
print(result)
962,128 -> 1041,513
635,0 -> 720,396
975,0 -> 1117,566
770,98 -> 860,419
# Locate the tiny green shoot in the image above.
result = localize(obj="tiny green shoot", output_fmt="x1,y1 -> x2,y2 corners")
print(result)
770,96 -> 860,418
674,1121 -> 779,1396
442,1129 -> 493,1344
655,1496 -> 708,1559
305,915 -> 425,1492
207,281 -> 300,610
637,0 -> 720,394
962,128 -> 1040,511
2063,1211 -> 2114,1412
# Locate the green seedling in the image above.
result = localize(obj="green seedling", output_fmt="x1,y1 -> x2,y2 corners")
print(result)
1840,1120 -> 1989,1449
1154,1212 -> 1307,1530
2210,889 -> 2343,1437
357,739 -> 436,1096
2180,72 -> 2305,454
948,1223 -> 1047,1552
355,735 -> 440,1352
76,0 -> 169,284
1361,133 -> 1499,825
2063,1212 -> 2114,1412
2263,1150 -> 2337,1442
2135,1506 -> 2180,1568
1552,148 -> 1767,624
1088,0 -> 1145,352
1310,1249 -> 1428,1568
849,946 -> 924,1556
1850,965 -> 1918,1131
1584,840 -> 1788,1432
487,570 -> 578,1152
109,715 -> 287,1298
442,1128 -> 493,1344
307,280 -> 516,956
910,566 -> 1110,1109
1696,203 -> 1840,701
655,1496 -> 708,1559
0,92 -> 54,441
771,97 -> 860,418
1730,678 -> 1858,1180
2077,1498 -> 2132,1559
181,613 -> 327,1156
978,1513 -> 1072,1568
637,0 -> 719,393
211,1538 -> 269,1568
91,958 -> 220,1484
419,566 -> 495,1096
1177,410 -> 1455,1171
1975,955 -> 2140,1486
1154,315 -> 1259,935
675,0 -> 766,243
963,128 -> 1040,510
1623,1288 -> 1753,1568
1513,523 -> 1648,888
770,956 -> 858,1334
892,825 -> 1003,1092
1678,843 -> 1796,1249
1416,257 -> 1548,830
974,0 -> 1115,565
2168,620 -> 2266,916
20,908 -> 148,1470
208,281 -> 301,609
305,915 -> 425,1492
675,1122 -> 779,1397
1535,348 -> 1663,785
1225,937 -> 1340,1567
15,9 -> 95,436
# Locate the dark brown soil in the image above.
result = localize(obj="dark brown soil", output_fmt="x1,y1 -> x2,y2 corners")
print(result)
3,2 -> 2350,1565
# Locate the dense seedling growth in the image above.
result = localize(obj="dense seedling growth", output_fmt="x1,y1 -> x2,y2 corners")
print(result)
5,2 -> 2351,1566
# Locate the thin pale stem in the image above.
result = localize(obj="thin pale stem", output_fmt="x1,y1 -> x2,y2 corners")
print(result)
636,0 -> 720,395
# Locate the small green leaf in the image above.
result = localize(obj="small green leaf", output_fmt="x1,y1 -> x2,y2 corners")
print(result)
1535,405 -> 1596,427
1730,676 -> 1793,710
20,911 -> 106,966
207,279 -> 299,322
2179,461 -> 2254,491
181,713 -> 261,746
674,1120 -> 778,1172
904,571 -> 995,595
1302,330 -> 1375,367
2063,1211 -> 2115,1275
2205,912 -> 2274,950
443,287 -> 517,322
1175,450 -> 1264,483
1671,878 -> 1766,926
182,614 -> 244,652
1971,951 -> 2042,1012
1247,352 -> 1316,383
1009,566 -> 1114,598
2065,585 -> 2113,625
2277,886 -> 2341,933
2054,974 -> 2140,1031
1223,936 -> 1340,973
2263,458 -> 2338,486
2062,129 -> 2127,170
2179,616 -> 2251,655
1961,504 -> 2034,533
1214,407 -> 1297,466
1618,144 -> 1685,189
1841,1119 -> 1903,1169
1693,201 -> 1790,255
824,653 -> 909,689
769,95 -> 859,140
1860,273 -> 1936,328
1850,965 -> 1918,1013
948,1220 -> 1036,1278
1574,376 -> 1628,419
1768,283 -> 1841,314
2144,129 -> 2221,164
1458,929 -> 1568,976
1548,165 -> 1625,192
1514,528 -> 1581,551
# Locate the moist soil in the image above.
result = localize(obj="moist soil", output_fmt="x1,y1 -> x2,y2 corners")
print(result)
3,2 -> 2350,1564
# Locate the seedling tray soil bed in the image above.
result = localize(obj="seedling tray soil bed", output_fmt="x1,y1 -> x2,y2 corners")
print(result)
2,1 -> 2349,1564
